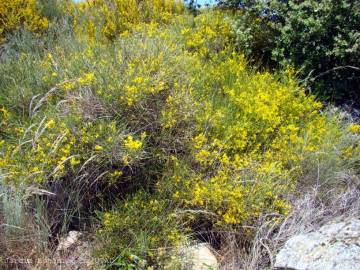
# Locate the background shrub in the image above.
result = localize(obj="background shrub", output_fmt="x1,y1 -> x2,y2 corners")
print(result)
0,0 -> 49,43
272,0 -> 360,104
220,0 -> 360,104
229,10 -> 277,66
74,0 -> 185,41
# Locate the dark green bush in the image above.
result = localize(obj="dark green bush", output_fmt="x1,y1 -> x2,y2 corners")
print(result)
221,0 -> 360,104
273,0 -> 360,104
230,10 -> 277,66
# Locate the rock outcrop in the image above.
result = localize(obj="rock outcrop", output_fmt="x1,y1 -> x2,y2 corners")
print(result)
275,218 -> 360,270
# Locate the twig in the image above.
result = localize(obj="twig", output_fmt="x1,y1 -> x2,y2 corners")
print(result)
310,65 -> 360,82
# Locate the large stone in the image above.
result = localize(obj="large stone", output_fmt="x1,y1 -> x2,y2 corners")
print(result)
56,231 -> 83,252
275,218 -> 360,270
48,231 -> 96,270
182,243 -> 218,270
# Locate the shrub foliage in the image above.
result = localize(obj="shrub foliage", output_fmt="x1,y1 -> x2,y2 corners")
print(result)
0,0 -> 49,43
221,0 -> 360,104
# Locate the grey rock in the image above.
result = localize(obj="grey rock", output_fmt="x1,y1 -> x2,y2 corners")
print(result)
275,218 -> 360,270
49,231 -> 96,270
181,243 -> 218,270
56,231 -> 83,251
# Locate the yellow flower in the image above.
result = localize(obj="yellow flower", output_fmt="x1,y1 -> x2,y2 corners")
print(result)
70,157 -> 81,166
194,149 -> 211,164
79,73 -> 95,85
62,81 -> 76,91
94,145 -> 103,151
31,166 -> 41,173
124,135 -> 143,151
140,132 -> 147,140
193,134 -> 207,149
110,170 -> 123,177
103,213 -> 112,226
0,107 -> 9,118
46,119 -> 56,129
123,155 -> 130,166
349,124 -> 360,134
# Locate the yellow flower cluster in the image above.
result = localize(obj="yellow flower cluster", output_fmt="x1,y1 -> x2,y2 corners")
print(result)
159,52 -> 343,226
0,107 -> 9,132
98,192 -> 185,265
124,135 -> 143,151
0,0 -> 49,43
78,72 -> 95,85
349,124 -> 360,134
74,0 -> 184,41
0,114 -> 145,186
181,11 -> 235,56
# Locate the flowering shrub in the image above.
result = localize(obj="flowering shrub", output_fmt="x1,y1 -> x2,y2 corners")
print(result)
0,4 -> 358,268
73,0 -> 184,41
181,11 -> 235,56
97,192 -> 186,269
159,55 -> 343,226
2,117 -> 146,186
0,0 -> 49,43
